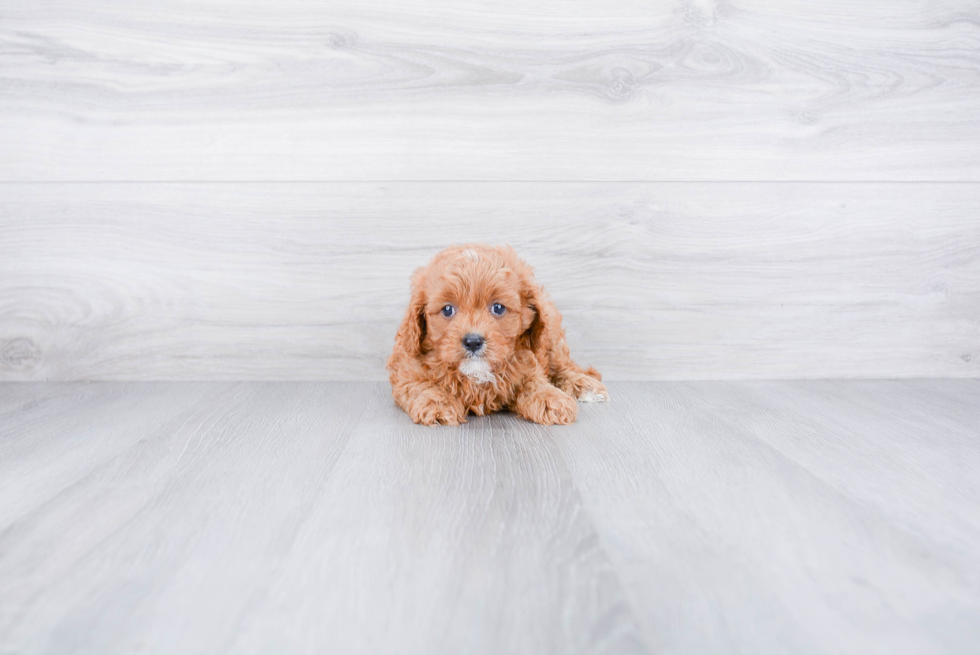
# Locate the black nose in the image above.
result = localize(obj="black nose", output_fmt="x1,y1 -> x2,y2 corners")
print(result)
462,333 -> 485,353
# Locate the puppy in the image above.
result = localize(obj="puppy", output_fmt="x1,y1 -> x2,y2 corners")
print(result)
387,244 -> 609,425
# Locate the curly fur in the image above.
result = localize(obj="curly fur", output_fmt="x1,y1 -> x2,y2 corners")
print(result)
387,244 -> 609,425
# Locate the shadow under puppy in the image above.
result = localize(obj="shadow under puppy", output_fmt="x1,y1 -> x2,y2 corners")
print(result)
387,244 -> 609,425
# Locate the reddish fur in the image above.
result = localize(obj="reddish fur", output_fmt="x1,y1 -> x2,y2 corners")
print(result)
387,244 -> 609,425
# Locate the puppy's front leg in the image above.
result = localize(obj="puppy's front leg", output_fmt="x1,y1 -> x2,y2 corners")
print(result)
512,376 -> 578,425
409,386 -> 468,426
392,380 -> 468,426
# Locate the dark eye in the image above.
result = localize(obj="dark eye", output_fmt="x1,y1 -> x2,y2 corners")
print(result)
490,303 -> 506,316
441,305 -> 455,318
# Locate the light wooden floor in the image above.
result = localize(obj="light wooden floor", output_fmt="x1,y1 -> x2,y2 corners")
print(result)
1,381 -> 978,654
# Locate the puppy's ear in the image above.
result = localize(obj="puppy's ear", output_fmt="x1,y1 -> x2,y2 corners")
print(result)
512,252 -> 556,360
393,270 -> 428,358
520,286 -> 559,361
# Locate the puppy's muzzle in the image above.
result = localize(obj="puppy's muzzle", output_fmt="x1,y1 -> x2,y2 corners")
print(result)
462,333 -> 485,354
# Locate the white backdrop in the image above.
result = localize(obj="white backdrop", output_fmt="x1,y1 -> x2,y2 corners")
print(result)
1,0 -> 978,380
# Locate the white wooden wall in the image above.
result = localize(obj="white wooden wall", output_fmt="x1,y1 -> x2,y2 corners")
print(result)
1,0 -> 978,381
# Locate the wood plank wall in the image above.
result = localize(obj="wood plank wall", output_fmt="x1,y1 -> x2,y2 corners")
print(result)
1,0 -> 978,380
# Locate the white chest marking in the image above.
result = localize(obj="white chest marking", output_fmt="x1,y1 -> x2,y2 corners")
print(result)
459,358 -> 496,384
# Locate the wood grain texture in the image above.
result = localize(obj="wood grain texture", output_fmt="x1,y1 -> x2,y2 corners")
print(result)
0,383 -> 371,654
2,182 -> 978,381
226,384 -> 646,655
1,380 -> 978,654
553,380 -> 980,654
0,382 -> 648,655
1,0 -> 978,181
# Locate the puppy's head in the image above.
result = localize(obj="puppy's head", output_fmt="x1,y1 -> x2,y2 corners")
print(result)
393,244 -> 545,381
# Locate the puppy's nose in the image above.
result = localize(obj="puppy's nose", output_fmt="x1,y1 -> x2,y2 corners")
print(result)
462,333 -> 485,353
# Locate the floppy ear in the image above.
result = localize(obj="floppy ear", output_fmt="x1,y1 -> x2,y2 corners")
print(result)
512,255 -> 555,361
393,271 -> 428,358
520,285 -> 559,362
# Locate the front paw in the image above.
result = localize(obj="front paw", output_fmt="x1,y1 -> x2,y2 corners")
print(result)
555,371 -> 610,403
409,389 -> 467,426
576,377 -> 610,403
517,386 -> 578,425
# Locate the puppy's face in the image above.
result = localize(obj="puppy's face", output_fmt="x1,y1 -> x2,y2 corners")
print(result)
416,246 -> 532,377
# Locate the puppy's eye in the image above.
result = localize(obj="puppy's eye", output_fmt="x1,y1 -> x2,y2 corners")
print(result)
441,305 -> 456,318
490,303 -> 506,316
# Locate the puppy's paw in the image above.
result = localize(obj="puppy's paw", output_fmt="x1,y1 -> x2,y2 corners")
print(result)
576,377 -> 610,403
557,371 -> 610,403
409,389 -> 467,426
517,386 -> 578,425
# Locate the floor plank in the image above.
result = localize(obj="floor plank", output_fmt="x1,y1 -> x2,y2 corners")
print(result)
228,384 -> 647,654
0,383 -> 369,654
554,381 -> 980,654
0,383 -> 223,531
1,381 -> 978,654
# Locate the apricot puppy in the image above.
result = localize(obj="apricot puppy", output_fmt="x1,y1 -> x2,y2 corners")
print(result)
387,244 -> 609,425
